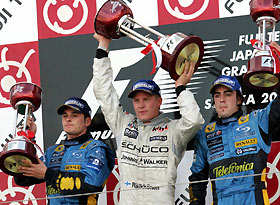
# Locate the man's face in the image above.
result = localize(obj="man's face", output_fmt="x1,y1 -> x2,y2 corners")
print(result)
61,108 -> 91,139
132,91 -> 162,122
213,85 -> 242,118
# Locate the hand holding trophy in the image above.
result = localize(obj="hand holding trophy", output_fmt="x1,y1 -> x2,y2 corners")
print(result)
0,82 -> 42,176
244,0 -> 280,90
94,0 -> 204,80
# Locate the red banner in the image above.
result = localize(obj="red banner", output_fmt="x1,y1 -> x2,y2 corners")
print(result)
0,172 -> 46,204
267,141 -> 280,204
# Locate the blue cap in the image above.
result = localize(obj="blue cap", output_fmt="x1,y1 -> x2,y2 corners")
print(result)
128,79 -> 161,98
210,75 -> 242,94
57,97 -> 92,116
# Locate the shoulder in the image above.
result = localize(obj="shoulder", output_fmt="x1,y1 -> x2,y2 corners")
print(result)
46,143 -> 62,153
79,139 -> 108,150
203,122 -> 217,133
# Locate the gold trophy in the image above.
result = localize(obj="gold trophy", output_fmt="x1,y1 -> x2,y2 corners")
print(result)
94,0 -> 204,80
244,0 -> 280,90
0,82 -> 42,176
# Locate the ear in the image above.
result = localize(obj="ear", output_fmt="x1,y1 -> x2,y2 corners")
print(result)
237,95 -> 243,106
158,97 -> 162,107
85,117 -> 91,127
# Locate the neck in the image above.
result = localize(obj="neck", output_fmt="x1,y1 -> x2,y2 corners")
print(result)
215,110 -> 243,125
67,131 -> 87,140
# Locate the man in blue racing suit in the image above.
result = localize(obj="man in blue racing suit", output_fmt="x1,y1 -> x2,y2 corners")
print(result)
189,72 -> 280,205
14,97 -> 115,204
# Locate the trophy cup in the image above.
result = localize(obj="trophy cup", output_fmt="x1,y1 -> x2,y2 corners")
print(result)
94,0 -> 204,80
0,82 -> 42,176
243,0 -> 280,90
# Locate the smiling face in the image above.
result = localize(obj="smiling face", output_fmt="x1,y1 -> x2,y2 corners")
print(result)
132,91 -> 162,122
213,85 -> 242,118
61,108 -> 91,139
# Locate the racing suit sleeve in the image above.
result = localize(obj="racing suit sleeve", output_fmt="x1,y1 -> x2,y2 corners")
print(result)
188,131 -> 209,205
268,94 -> 280,132
92,57 -> 134,145
44,146 -> 112,195
257,94 -> 280,145
171,86 -> 204,157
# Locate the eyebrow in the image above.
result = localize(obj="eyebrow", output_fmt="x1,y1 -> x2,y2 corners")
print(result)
213,90 -> 233,95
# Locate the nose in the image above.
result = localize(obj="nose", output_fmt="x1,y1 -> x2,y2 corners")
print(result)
65,115 -> 72,121
219,94 -> 225,102
138,100 -> 145,108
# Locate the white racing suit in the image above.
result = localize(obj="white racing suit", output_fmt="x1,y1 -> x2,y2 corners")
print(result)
93,57 -> 204,204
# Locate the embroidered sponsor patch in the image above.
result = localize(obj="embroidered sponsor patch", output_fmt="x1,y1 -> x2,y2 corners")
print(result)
67,150 -> 84,163
236,146 -> 257,155
50,157 -> 62,166
127,122 -> 138,130
152,125 -> 168,132
150,135 -> 167,141
86,156 -> 104,173
124,128 -> 139,139
205,122 -> 216,133
209,145 -> 224,155
80,140 -> 92,149
207,137 -> 223,148
235,138 -> 257,148
206,130 -> 222,139
236,126 -> 251,132
234,131 -> 256,140
124,181 -> 160,190
52,151 -> 64,158
54,145 -> 64,152
212,161 -> 254,178
238,114 -> 249,124
65,165 -> 81,171
210,153 -> 224,161
72,150 -> 83,157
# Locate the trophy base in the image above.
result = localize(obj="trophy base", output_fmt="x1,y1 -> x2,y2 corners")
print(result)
244,54 -> 280,91
0,139 -> 38,176
243,71 -> 280,91
160,33 -> 204,80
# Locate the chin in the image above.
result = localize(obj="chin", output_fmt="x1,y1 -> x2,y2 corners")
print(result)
138,116 -> 149,121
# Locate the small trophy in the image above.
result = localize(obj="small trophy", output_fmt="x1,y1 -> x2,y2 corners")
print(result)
94,0 -> 204,80
0,82 -> 42,176
243,0 -> 280,90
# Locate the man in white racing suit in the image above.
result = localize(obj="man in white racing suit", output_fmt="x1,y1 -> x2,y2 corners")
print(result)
92,33 -> 204,204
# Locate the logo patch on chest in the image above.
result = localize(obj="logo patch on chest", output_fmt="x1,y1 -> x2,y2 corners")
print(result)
124,128 -> 139,139
235,138 -> 257,148
207,137 -> 223,148
150,135 -> 167,141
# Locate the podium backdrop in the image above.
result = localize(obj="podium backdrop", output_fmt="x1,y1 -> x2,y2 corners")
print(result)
0,0 -> 280,204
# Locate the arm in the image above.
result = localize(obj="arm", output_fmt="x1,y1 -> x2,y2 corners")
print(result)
255,42 -> 280,144
44,146 -> 113,195
172,61 -> 205,156
256,92 -> 280,146
267,42 -> 280,134
92,34 -> 134,143
188,132 -> 209,205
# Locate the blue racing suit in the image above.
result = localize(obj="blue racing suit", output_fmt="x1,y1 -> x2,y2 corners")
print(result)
189,95 -> 280,205
15,133 -> 115,204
